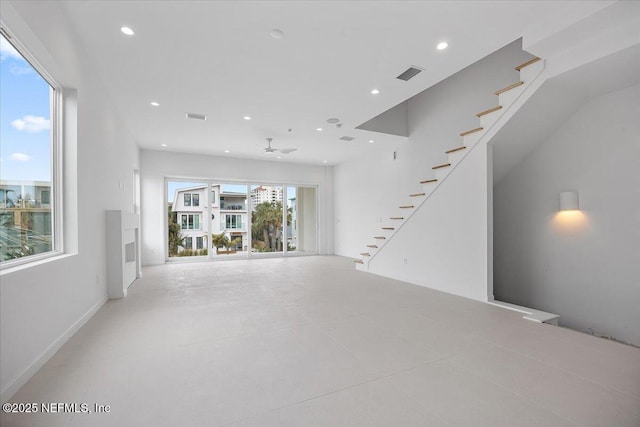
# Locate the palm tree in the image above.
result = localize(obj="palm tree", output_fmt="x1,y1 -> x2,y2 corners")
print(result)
211,232 -> 229,255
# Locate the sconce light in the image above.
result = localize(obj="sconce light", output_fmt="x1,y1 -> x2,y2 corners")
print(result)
559,191 -> 579,211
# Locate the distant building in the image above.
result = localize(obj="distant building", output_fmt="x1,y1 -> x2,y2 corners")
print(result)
251,185 -> 283,207
0,180 -> 52,260
171,185 -> 248,253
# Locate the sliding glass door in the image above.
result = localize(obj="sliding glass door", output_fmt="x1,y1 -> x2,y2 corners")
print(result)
167,180 -> 209,259
166,179 -> 317,261
286,186 -> 317,254
250,184 -> 284,254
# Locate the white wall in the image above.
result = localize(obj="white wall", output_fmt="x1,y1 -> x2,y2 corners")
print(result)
140,150 -> 333,265
0,2 -> 140,401
493,84 -> 640,346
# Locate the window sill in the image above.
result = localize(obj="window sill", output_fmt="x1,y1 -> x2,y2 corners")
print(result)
0,252 -> 77,276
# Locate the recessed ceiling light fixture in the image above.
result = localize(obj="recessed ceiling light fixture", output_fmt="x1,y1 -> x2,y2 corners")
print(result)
161,144 -> 167,147
322,160 -> 328,163
371,89 -> 380,95
224,150 -> 230,153
327,118 -> 340,124
316,128 -> 323,132
437,41 -> 448,50
270,29 -> 284,39
369,140 -> 374,144
150,102 -> 159,107
243,116 -> 251,120
120,26 -> 135,36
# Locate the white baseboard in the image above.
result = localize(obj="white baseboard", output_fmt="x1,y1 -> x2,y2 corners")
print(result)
0,296 -> 107,403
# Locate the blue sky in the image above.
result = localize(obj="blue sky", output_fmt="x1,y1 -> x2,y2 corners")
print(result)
0,34 -> 51,183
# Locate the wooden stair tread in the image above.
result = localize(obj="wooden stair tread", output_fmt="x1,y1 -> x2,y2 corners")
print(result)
432,163 -> 451,170
389,217 -> 404,220
495,81 -> 524,95
476,105 -> 502,117
354,260 -> 364,264
374,236 -> 386,239
445,146 -> 466,154
382,227 -> 395,230
420,179 -> 438,184
399,205 -> 414,209
515,57 -> 541,71
410,192 -> 426,197
459,127 -> 483,137
366,245 -> 378,248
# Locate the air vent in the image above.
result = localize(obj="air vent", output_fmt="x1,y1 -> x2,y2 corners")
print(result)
339,136 -> 355,142
186,112 -> 207,120
396,66 -> 423,81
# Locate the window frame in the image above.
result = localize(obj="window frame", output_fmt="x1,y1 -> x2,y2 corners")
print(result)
0,26 -> 63,270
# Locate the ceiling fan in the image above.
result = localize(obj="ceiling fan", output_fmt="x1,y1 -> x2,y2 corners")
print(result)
260,138 -> 297,155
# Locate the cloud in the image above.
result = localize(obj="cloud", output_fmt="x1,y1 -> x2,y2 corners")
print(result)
9,63 -> 33,76
11,115 -> 50,133
0,36 -> 24,61
9,153 -> 31,162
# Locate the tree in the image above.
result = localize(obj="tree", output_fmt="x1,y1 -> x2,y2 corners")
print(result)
251,201 -> 291,251
211,232 -> 229,255
167,205 -> 184,256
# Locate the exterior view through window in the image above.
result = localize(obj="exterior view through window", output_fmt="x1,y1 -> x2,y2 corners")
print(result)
0,33 -> 55,263
167,181 -> 317,260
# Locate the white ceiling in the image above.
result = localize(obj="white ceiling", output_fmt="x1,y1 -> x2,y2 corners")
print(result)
56,1 -> 609,165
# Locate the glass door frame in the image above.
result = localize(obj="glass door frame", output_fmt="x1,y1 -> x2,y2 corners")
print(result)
164,176 -> 319,263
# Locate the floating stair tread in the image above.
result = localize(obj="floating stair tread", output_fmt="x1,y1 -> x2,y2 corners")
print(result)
495,81 -> 524,95
476,105 -> 502,117
354,260 -> 364,264
459,127 -> 483,137
445,146 -> 466,154
382,227 -> 395,230
410,192 -> 426,197
432,163 -> 451,170
360,253 -> 370,256
399,205 -> 414,209
374,236 -> 386,239
366,245 -> 378,248
420,179 -> 438,184
515,57 -> 541,71
389,217 -> 404,220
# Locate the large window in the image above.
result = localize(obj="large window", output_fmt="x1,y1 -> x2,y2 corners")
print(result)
180,214 -> 200,230
223,214 -> 243,230
0,32 -> 60,265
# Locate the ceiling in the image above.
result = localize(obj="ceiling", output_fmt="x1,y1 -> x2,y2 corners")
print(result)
53,1 -> 609,165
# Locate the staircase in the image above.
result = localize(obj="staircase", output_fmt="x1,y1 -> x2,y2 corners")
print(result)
355,57 -> 545,270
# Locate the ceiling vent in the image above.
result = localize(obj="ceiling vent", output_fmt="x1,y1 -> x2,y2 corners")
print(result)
339,136 -> 355,142
186,112 -> 207,120
396,66 -> 423,81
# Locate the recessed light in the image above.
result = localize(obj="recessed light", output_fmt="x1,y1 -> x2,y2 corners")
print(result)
437,42 -> 448,50
327,118 -> 340,124
369,140 -> 374,144
243,116 -> 251,120
322,160 -> 328,163
121,26 -> 135,36
161,144 -> 167,147
270,29 -> 284,39
150,102 -> 159,107
224,150 -> 230,153
277,156 -> 282,159
371,89 -> 380,95
316,128 -> 323,132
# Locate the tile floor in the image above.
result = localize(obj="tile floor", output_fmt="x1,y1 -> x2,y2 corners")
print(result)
2,256 -> 639,426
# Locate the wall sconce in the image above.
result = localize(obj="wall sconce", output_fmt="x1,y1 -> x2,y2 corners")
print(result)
559,191 -> 579,211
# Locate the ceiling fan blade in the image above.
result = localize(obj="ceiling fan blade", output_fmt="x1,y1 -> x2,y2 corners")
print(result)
278,148 -> 297,154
